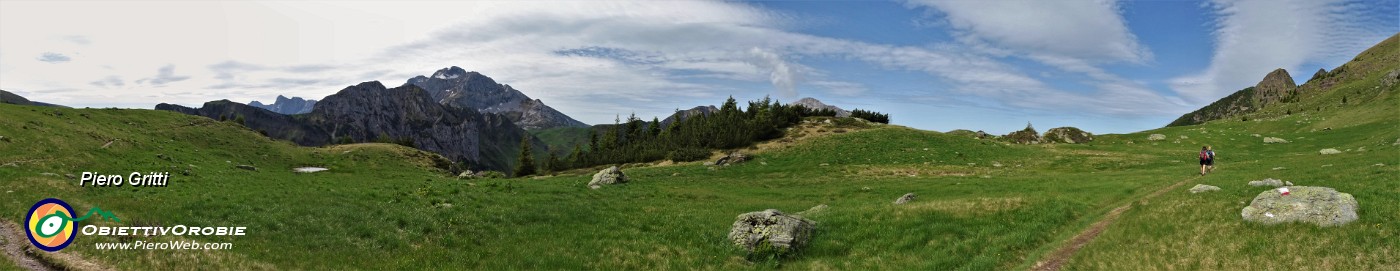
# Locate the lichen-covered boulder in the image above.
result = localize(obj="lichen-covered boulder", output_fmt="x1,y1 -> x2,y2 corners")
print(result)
587,166 -> 627,189
727,209 -> 815,254
1189,184 -> 1220,194
1241,186 -> 1358,227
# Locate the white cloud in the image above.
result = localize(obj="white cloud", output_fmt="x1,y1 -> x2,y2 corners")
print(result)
904,0 -> 1189,116
1170,0 -> 1397,103
906,0 -> 1151,64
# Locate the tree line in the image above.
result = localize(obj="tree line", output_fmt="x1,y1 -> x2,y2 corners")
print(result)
515,96 -> 889,176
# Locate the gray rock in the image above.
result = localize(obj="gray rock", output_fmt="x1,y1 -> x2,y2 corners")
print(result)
1319,148 -> 1342,155
1241,186 -> 1358,227
0,136 -> 8,142
714,152 -> 748,166
893,193 -> 916,205
248,95 -> 317,115
727,209 -> 816,254
235,165 -> 258,171
1148,134 -> 1166,141
1248,178 -> 1285,187
406,66 -> 587,130
796,204 -> 828,216
1189,184 -> 1221,194
1263,137 -> 1289,144
587,166 -> 627,189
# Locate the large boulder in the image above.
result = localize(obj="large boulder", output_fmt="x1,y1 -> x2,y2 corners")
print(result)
1042,127 -> 1094,144
1241,186 -> 1358,227
587,166 -> 627,189
1263,137 -> 1289,144
1319,148 -> 1342,155
1004,123 -> 1041,144
727,209 -> 815,254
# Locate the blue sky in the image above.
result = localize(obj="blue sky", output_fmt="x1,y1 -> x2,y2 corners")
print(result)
1,0 -> 1396,134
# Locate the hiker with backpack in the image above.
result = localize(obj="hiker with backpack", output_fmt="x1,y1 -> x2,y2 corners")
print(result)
1199,146 -> 1216,175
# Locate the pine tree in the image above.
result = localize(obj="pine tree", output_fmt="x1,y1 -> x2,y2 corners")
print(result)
514,137 -> 537,177
648,117 -> 662,138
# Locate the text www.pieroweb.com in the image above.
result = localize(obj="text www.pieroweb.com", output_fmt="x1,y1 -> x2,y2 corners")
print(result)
94,240 -> 233,250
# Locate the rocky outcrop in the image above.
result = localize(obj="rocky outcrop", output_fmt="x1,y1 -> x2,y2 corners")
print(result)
249,95 -> 317,114
587,166 -> 627,189
1004,123 -> 1040,144
1042,127 -> 1093,144
727,209 -> 815,254
405,66 -> 587,130
791,97 -> 851,117
1241,186 -> 1358,227
1252,68 -> 1297,108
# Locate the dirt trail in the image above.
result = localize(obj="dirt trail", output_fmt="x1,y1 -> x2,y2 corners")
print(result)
1029,176 -> 1198,271
0,221 -> 55,271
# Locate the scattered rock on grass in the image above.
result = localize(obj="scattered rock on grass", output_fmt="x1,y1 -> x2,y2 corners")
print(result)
293,167 -> 328,173
728,209 -> 815,254
1241,186 -> 1358,227
1148,134 -> 1166,141
1248,178 -> 1284,187
587,166 -> 627,189
235,165 -> 258,171
1263,137 -> 1289,144
1189,184 -> 1221,194
796,204 -> 828,216
1319,148 -> 1342,155
714,152 -> 748,166
893,193 -> 916,205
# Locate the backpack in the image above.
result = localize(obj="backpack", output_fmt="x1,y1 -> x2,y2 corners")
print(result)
1200,150 -> 1210,160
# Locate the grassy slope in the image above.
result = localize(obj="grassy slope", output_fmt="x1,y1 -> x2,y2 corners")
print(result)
529,126 -> 593,155
1061,40 -> 1400,270
1,105 -> 1196,270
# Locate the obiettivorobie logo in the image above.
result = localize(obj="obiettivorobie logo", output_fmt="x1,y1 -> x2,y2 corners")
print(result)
24,198 -> 119,252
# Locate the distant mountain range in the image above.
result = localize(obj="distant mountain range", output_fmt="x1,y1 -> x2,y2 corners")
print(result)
158,81 -> 538,173
792,97 -> 851,117
249,95 -> 316,115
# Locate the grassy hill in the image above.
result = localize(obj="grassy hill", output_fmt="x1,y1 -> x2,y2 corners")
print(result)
1,35 -> 1396,271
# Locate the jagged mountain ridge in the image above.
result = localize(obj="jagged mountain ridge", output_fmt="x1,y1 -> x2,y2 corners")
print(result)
157,82 -> 537,172
405,66 -> 588,130
249,95 -> 317,115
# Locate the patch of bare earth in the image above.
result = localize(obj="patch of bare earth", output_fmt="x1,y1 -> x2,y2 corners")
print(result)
0,221 -> 54,271
1029,176 -> 1197,271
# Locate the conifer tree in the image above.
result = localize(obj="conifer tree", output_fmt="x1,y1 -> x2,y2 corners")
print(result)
514,137 -> 537,177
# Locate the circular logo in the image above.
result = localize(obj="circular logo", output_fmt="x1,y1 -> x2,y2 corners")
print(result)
25,198 -> 76,252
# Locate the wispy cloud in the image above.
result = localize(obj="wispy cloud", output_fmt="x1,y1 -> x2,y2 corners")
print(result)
138,64 -> 191,86
37,52 -> 71,63
89,75 -> 123,88
1170,0 -> 1398,103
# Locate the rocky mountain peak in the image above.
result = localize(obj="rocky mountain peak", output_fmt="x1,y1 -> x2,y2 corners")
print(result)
1252,68 -> 1297,107
792,97 -> 851,117
405,66 -> 586,130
